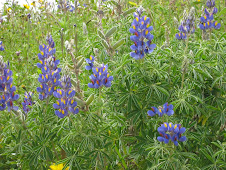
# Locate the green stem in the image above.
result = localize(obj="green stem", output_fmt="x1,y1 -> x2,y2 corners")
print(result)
60,29 -> 64,58
181,37 -> 189,89
98,88 -> 102,116
68,114 -> 77,129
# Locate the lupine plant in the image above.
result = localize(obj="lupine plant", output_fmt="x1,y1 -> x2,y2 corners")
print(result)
0,0 -> 225,169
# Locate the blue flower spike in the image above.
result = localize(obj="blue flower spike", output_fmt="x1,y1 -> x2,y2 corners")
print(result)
175,7 -> 195,40
88,64 -> 113,89
36,35 -> 61,100
0,59 -> 19,112
22,92 -> 34,114
53,75 -> 79,118
130,7 -> 156,59
199,0 -> 220,31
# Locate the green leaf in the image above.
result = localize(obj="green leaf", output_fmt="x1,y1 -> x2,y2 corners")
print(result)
105,26 -> 117,38
122,7 -> 136,17
101,39 -> 110,49
112,38 -> 125,49
97,30 -> 106,40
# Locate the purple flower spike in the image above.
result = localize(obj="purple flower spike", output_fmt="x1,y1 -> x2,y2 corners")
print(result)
199,0 -> 220,31
22,92 -> 34,114
129,8 -> 156,59
88,64 -> 113,89
36,35 -> 61,100
0,59 -> 19,112
53,75 -> 79,118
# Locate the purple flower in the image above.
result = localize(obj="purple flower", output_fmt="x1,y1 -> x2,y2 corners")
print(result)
0,41 -> 4,51
206,0 -> 215,8
0,60 -> 19,112
199,1 -> 220,31
157,123 -> 187,146
130,9 -> 156,59
53,75 -> 79,118
85,56 -> 95,70
22,92 -> 34,114
147,103 -> 174,117
88,64 -> 113,89
36,35 -> 61,100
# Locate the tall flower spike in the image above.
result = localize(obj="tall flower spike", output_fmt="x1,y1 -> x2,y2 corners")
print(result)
199,0 -> 220,31
36,35 -> 61,100
147,102 -> 174,117
88,64 -> 113,89
0,59 -> 19,112
129,8 -> 156,60
157,123 -> 187,146
175,7 -> 195,40
22,92 -> 34,114
0,41 -> 4,51
53,75 -> 79,118
85,55 -> 95,70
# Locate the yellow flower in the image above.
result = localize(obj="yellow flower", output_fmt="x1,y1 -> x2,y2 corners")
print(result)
7,7 -> 11,12
31,1 -> 36,6
23,4 -> 30,9
197,0 -> 200,1
49,163 -> 69,170
39,0 -> 44,3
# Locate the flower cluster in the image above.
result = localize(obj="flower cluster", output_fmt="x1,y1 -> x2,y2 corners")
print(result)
147,103 -> 174,117
157,122 -> 187,146
176,7 -> 195,40
199,0 -> 221,30
0,59 -> 19,112
129,8 -> 156,59
0,41 -> 4,51
21,92 -> 34,114
37,35 -> 61,100
53,75 -> 79,118
85,55 -> 95,70
88,64 -> 113,88
58,0 -> 75,12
